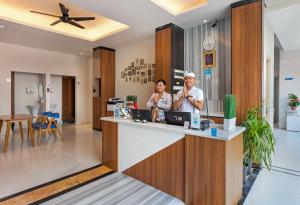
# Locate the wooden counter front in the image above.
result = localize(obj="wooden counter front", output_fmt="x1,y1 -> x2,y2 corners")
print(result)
101,119 -> 243,205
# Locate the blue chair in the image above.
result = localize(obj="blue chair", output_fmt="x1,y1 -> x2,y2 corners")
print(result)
32,112 -> 64,144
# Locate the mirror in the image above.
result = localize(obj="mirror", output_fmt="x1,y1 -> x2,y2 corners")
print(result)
38,82 -> 44,98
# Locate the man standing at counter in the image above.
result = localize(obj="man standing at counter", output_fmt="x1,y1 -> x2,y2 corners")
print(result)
173,71 -> 204,113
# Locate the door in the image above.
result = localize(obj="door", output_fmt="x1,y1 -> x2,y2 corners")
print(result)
62,76 -> 75,123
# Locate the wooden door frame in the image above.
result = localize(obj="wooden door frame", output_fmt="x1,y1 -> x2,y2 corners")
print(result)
62,75 -> 76,123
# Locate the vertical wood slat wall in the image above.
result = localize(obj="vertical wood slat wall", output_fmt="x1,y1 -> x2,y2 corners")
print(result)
155,24 -> 184,95
92,47 -> 115,130
231,0 -> 263,124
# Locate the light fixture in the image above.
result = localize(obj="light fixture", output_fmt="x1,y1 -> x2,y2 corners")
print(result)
0,0 -> 129,41
203,20 -> 207,23
0,25 -> 4,28
150,0 -> 208,16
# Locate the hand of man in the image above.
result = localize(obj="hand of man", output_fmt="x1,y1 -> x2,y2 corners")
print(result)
183,86 -> 188,98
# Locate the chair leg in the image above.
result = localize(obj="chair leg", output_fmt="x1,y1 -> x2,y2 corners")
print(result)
52,130 -> 57,138
38,129 -> 42,145
53,121 -> 64,141
0,120 -> 3,135
19,121 -> 24,140
3,122 -> 11,152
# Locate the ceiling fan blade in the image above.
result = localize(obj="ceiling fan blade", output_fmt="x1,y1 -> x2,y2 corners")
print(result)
59,3 -> 69,16
69,20 -> 85,29
50,19 -> 62,26
69,17 -> 95,21
30,11 -> 59,18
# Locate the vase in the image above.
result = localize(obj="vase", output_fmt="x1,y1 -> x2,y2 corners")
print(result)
224,117 -> 236,131
291,106 -> 298,111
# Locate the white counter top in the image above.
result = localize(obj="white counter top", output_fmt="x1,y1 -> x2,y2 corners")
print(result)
101,116 -> 245,141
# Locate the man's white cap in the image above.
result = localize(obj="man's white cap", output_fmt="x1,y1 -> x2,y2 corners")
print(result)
184,71 -> 196,78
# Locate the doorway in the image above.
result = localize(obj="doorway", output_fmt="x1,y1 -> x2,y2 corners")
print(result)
62,76 -> 75,124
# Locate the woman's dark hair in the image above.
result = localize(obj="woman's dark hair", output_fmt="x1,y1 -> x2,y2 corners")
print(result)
155,79 -> 166,85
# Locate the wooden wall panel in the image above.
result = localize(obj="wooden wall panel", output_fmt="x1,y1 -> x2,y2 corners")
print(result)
92,47 -> 115,130
100,49 -> 115,118
231,1 -> 262,124
185,135 -> 226,205
155,27 -> 171,93
225,133 -> 244,205
93,97 -> 101,130
101,121 -> 118,171
124,139 -> 185,201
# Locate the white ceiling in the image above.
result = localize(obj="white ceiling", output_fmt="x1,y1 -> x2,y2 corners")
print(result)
266,0 -> 300,51
0,0 -> 237,56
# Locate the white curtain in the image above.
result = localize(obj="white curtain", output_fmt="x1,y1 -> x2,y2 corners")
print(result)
184,17 -> 231,113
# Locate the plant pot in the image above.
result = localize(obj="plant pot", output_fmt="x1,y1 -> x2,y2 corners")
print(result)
224,117 -> 236,131
291,106 -> 298,111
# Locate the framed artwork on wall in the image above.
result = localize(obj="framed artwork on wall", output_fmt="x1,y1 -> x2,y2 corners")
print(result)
203,50 -> 216,68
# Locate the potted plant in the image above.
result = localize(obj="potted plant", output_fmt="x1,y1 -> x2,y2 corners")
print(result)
242,107 -> 275,171
288,93 -> 300,111
224,95 -> 236,131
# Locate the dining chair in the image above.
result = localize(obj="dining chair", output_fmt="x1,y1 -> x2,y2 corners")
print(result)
32,112 -> 64,144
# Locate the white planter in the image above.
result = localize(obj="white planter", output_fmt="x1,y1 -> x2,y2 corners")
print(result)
224,117 -> 236,131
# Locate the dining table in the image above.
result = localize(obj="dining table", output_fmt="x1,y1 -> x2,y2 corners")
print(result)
0,114 -> 35,152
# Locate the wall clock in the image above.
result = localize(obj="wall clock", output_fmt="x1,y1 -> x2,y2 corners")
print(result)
202,36 -> 216,51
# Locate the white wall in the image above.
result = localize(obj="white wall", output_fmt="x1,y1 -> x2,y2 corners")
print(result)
263,17 -> 275,129
50,75 -> 62,116
115,38 -> 155,108
0,42 -> 90,124
279,50 -> 300,129
15,72 -> 42,115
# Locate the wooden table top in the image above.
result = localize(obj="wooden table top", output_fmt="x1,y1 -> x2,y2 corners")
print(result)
0,114 -> 32,122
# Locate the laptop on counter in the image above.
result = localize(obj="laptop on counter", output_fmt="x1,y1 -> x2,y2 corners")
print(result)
131,109 -> 152,122
165,111 -> 191,126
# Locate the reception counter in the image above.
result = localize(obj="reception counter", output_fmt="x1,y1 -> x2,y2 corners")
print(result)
101,116 -> 245,205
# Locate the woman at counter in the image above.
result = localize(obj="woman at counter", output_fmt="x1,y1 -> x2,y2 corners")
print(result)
146,79 -> 172,122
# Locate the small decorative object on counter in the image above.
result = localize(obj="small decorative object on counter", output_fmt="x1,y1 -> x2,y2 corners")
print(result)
211,127 -> 218,137
191,113 -> 201,129
224,94 -> 236,131
288,93 -> 300,111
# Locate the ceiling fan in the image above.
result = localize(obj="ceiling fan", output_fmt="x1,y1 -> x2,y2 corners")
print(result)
30,3 -> 95,29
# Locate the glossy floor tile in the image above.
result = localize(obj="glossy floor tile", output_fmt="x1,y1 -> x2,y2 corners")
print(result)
0,124 -> 101,199
244,129 -> 300,205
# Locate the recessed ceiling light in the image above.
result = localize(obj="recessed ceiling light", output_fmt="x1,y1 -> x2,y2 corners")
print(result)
150,0 -> 208,16
0,25 -> 4,28
203,20 -> 207,23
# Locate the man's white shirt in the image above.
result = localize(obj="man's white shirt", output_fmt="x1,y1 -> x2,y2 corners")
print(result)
175,86 -> 204,113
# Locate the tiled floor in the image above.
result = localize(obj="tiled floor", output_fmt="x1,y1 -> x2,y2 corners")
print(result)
0,124 -> 102,199
244,128 -> 300,205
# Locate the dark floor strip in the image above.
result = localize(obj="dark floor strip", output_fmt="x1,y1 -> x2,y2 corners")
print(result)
238,167 -> 261,205
0,164 -> 103,202
29,171 -> 114,205
270,168 -> 300,177
271,165 -> 300,173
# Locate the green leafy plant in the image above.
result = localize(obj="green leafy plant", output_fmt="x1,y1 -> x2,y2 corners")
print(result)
242,107 -> 275,170
288,93 -> 300,108
224,95 -> 236,119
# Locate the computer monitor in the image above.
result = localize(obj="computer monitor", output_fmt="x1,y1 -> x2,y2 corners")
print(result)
165,111 -> 191,126
131,109 -> 152,122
